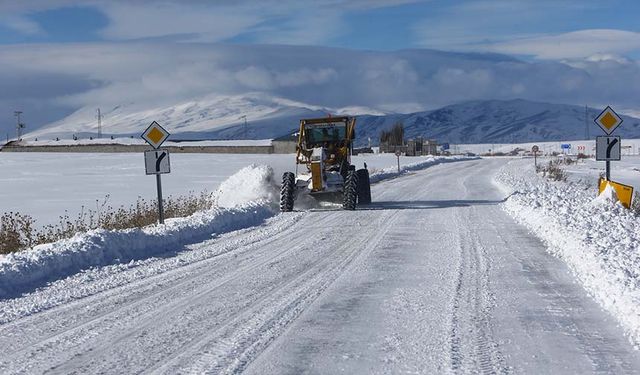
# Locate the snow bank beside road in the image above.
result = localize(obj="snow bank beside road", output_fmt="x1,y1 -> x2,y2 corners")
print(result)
0,165 -> 279,299
496,160 -> 640,347
0,204 -> 274,299
0,157 -> 475,300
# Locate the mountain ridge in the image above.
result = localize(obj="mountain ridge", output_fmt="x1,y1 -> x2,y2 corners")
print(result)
25,95 -> 640,145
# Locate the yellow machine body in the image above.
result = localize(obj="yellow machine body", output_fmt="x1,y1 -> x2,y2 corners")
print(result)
310,161 -> 323,191
295,116 -> 356,177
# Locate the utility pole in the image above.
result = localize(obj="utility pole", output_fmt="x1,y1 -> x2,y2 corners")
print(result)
238,115 -> 247,139
14,111 -> 25,140
96,108 -> 102,138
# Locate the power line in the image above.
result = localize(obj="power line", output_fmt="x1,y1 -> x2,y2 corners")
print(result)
97,108 -> 102,138
14,111 -> 25,140
238,115 -> 247,139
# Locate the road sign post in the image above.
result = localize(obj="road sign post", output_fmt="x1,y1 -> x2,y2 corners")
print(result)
156,173 -> 164,224
144,149 -> 171,223
532,145 -> 539,168
594,107 -> 623,182
595,106 -> 623,135
593,106 -> 633,208
141,121 -> 171,224
395,150 -> 401,173
596,136 -> 620,181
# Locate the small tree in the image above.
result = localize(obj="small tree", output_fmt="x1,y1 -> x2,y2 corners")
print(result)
380,121 -> 405,146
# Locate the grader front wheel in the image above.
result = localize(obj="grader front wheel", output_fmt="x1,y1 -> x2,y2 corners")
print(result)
342,170 -> 358,210
280,172 -> 295,212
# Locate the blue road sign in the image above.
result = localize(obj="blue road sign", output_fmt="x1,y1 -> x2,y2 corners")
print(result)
561,144 -> 571,149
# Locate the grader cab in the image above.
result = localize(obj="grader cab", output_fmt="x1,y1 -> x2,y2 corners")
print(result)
279,116 -> 371,212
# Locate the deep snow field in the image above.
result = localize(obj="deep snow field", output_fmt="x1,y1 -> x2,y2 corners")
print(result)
455,138 -> 640,157
0,152 -> 431,227
561,156 -> 640,192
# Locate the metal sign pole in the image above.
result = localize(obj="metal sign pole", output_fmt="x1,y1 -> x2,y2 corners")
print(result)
606,160 -> 611,181
156,173 -> 164,224
141,121 -> 171,225
534,151 -> 537,168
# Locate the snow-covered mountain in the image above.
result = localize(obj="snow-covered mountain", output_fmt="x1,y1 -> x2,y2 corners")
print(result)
356,99 -> 640,145
26,95 -> 640,145
26,93 -> 326,140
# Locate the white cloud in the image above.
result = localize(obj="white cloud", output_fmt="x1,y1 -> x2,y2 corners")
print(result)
479,30 -> 640,60
412,1 -> 640,61
98,2 -> 262,42
2,42 -> 640,132
0,14 -> 43,35
0,0 -> 429,44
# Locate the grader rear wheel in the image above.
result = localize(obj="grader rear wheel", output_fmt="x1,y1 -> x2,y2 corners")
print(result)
356,168 -> 371,204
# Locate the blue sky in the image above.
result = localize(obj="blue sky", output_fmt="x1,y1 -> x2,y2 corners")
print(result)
2,0 -> 640,137
1,0 -> 639,58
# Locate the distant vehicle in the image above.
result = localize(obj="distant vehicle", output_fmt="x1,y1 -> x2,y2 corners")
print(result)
352,147 -> 373,155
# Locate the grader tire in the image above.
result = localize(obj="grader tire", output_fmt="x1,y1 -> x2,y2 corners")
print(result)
342,170 -> 358,210
280,172 -> 295,212
356,169 -> 371,204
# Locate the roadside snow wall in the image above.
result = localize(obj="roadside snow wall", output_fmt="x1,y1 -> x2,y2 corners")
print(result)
496,160 -> 640,348
0,165 -> 278,299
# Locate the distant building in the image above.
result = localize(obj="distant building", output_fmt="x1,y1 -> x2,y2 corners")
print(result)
272,132 -> 298,154
379,141 -> 406,154
406,137 -> 438,156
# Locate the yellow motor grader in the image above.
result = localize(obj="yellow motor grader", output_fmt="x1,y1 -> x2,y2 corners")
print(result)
280,116 -> 371,211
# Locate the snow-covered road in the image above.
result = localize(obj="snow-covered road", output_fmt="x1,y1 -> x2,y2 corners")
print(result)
2,159 -> 639,374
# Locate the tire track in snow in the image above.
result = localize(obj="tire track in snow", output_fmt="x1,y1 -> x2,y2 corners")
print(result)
0,213 -> 334,372
448,174 -> 508,374
155,211 -> 400,374
38,211 -> 396,374
493,225 -> 640,374
0,211 -> 297,326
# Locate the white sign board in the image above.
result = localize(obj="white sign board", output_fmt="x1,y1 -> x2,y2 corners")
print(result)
145,149 -> 171,175
594,106 -> 623,135
596,136 -> 621,161
141,121 -> 170,149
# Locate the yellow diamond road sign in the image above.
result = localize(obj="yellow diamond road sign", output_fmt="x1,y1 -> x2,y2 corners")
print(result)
141,121 -> 170,149
594,106 -> 623,135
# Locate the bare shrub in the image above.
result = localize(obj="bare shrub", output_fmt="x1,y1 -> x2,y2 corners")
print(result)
0,191 -> 215,254
0,212 -> 37,254
537,160 -> 567,182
